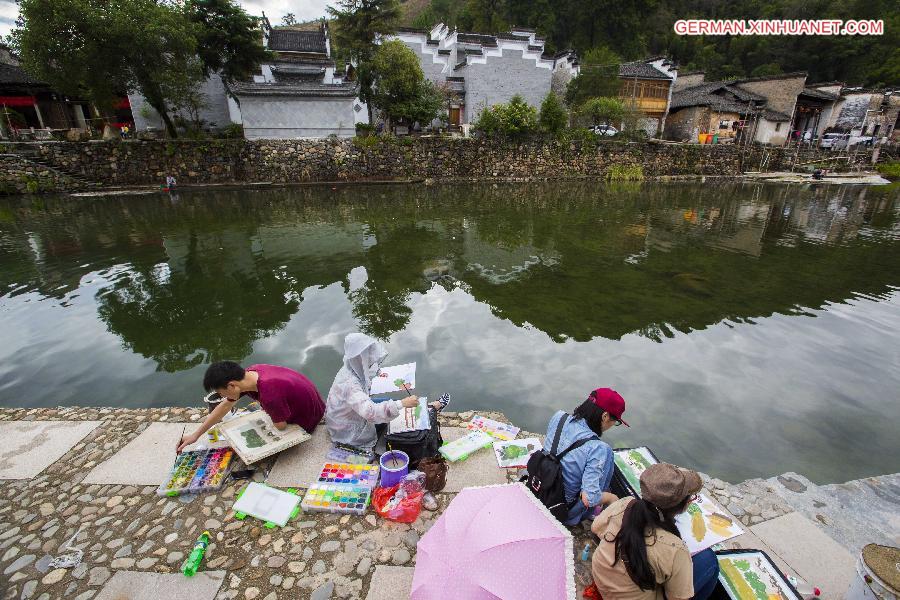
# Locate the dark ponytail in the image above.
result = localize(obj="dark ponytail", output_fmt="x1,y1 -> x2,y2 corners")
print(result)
609,497 -> 690,590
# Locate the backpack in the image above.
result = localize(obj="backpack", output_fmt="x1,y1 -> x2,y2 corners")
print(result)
521,413 -> 599,522
384,406 -> 444,471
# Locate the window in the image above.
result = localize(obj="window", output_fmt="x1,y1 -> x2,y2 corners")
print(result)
775,123 -> 782,132
861,125 -> 868,135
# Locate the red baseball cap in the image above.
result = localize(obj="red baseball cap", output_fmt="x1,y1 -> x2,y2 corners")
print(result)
590,388 -> 629,427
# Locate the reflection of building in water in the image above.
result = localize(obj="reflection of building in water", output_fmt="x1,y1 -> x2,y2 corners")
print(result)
786,185 -> 867,245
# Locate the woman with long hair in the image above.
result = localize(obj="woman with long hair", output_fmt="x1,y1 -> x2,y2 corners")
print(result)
591,463 -> 720,600
543,388 -> 628,525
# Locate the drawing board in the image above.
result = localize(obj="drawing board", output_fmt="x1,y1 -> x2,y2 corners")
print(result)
613,446 -> 660,496
219,411 -> 311,464
370,362 -> 417,395
388,396 -> 430,434
716,550 -> 801,600
493,438 -> 542,468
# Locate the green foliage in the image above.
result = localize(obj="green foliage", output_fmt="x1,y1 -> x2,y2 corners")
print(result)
370,40 -> 445,126
538,92 -> 568,135
353,134 -> 379,149
220,123 -> 244,139
187,0 -> 272,87
281,13 -> 297,26
606,164 -> 644,181
565,47 -> 621,108
473,95 -> 538,137
876,161 -> 900,179
578,97 -> 625,126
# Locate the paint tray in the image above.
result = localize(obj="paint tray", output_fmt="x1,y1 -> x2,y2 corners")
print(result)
157,447 -> 236,497
233,482 -> 302,528
467,415 -> 520,441
301,482 -> 372,516
439,430 -> 494,462
315,462 -> 381,489
611,446 -> 662,499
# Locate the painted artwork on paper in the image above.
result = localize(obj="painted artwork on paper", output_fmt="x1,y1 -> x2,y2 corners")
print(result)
493,438 -> 542,468
674,493 -> 743,554
467,415 -> 520,441
613,447 -> 657,493
717,551 -> 801,600
236,419 -> 277,449
219,411 -> 311,464
370,363 -> 417,395
388,397 -> 431,434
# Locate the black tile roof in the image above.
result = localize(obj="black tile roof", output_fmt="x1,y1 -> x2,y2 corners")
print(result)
268,29 -> 327,54
457,33 -> 497,45
800,87 -> 840,101
232,81 -> 358,98
0,63 -> 41,86
618,61 -> 672,80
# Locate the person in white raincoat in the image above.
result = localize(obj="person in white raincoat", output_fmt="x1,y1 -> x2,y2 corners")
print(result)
325,333 -> 423,450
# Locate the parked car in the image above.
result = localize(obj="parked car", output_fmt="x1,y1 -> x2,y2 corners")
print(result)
849,135 -> 877,147
820,133 -> 849,150
591,125 -> 618,136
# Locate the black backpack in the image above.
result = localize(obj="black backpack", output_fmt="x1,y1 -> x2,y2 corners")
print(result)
521,413 -> 599,522
384,406 -> 443,471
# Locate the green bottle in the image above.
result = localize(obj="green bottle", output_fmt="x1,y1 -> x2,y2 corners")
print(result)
182,530 -> 211,577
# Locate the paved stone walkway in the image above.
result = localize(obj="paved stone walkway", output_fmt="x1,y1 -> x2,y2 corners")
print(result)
0,406 -> 894,600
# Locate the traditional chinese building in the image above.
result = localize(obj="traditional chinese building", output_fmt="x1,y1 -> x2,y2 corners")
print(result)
618,57 -> 678,136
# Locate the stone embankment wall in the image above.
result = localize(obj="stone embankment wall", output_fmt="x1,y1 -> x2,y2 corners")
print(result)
0,154 -> 82,194
0,138 -> 878,194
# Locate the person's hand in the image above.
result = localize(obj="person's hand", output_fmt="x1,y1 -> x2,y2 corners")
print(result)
601,492 -> 619,506
581,492 -> 591,508
177,432 -> 200,453
429,401 -> 442,410
401,396 -> 419,408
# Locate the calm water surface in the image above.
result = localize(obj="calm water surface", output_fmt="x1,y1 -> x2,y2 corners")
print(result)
1,182 -> 898,484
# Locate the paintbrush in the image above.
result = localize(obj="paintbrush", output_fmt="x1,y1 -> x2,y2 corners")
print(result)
387,442 -> 400,468
176,425 -> 187,454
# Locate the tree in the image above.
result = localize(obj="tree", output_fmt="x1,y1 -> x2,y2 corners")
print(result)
327,0 -> 402,121
13,0 -> 200,138
281,13 -> 297,26
578,97 -> 625,127
564,46 -> 621,108
473,94 -> 538,137
187,0 -> 272,87
538,92 -> 568,134
370,40 -> 444,128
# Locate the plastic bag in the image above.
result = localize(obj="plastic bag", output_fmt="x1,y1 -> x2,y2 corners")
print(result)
372,483 -> 423,523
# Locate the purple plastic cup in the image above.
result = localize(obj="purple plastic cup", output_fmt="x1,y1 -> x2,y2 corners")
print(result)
379,451 -> 409,488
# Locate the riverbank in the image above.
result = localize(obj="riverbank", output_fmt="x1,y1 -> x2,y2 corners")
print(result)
1,406 -> 897,600
0,138 -> 882,195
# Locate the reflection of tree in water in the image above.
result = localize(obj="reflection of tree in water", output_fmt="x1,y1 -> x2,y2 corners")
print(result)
96,228 -> 298,372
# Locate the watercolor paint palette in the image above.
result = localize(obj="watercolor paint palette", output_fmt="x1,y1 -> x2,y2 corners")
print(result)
467,415 -> 520,441
157,447 -> 235,497
439,430 -> 494,462
301,482 -> 372,515
316,463 -> 381,489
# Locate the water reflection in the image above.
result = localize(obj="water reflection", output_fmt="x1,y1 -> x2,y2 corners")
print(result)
0,182 -> 898,483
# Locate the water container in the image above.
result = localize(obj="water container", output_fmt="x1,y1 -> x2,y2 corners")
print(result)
846,544 -> 899,600
379,451 -> 409,488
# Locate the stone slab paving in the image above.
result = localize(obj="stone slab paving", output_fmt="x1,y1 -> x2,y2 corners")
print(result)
441,427 -> 509,493
718,528 -> 800,581
0,420 -> 101,479
83,422 -> 191,486
95,569 -> 227,600
751,512 -> 857,599
363,566 -> 415,600
267,425 -> 333,488
767,471 -> 900,553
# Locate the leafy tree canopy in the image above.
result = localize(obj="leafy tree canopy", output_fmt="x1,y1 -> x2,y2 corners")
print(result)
370,40 -> 445,126
564,46 -> 621,108
538,92 -> 568,134
473,94 -> 538,137
187,0 -> 272,86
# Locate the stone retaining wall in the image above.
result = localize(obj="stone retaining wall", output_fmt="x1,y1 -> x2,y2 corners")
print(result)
0,138 -> 878,194
0,154 -> 82,195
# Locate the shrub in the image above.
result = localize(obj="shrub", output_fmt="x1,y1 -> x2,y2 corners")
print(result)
220,123 -> 244,139
539,92 -> 568,135
876,161 -> 900,179
606,164 -> 644,181
473,95 -> 538,137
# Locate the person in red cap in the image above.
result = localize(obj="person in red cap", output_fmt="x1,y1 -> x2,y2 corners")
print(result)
543,388 -> 629,525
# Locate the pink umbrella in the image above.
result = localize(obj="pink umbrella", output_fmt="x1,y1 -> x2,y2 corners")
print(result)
412,483 -> 575,600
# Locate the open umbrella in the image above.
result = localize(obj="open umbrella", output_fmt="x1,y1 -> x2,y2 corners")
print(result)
412,483 -> 575,600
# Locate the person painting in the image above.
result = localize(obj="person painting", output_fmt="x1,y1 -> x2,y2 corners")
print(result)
325,333 -> 448,451
545,388 -> 627,525
177,361 -> 325,452
591,463 -> 720,600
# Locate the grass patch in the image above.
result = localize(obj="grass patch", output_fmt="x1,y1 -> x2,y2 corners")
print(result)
606,164 -> 644,181
875,161 -> 900,179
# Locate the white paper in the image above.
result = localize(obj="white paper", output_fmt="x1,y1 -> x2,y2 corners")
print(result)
388,397 -> 430,434
369,362 -> 417,395
493,438 -> 542,468
233,482 -> 300,527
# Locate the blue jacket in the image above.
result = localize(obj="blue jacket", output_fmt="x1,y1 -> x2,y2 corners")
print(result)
545,410 -> 614,523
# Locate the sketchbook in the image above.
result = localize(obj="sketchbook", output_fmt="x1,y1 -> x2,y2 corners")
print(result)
388,397 -> 431,434
493,438 -> 542,468
369,362 -> 417,395
219,411 -> 311,464
468,415 -> 520,441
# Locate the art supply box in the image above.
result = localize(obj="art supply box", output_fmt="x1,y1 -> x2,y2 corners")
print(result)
157,447 -> 235,497
315,462 -> 380,489
301,483 -> 373,516
439,430 -> 494,462
233,482 -> 302,528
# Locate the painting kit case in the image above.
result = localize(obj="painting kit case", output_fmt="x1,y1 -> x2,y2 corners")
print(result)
157,447 -> 236,497
218,411 -> 311,465
611,446 -> 662,499
233,482 -> 303,528
439,430 -> 494,462
301,483 -> 373,516
467,415 -> 520,441
315,462 -> 381,489
713,549 -> 802,600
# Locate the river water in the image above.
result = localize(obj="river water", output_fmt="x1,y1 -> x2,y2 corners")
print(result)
0,181 -> 898,484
